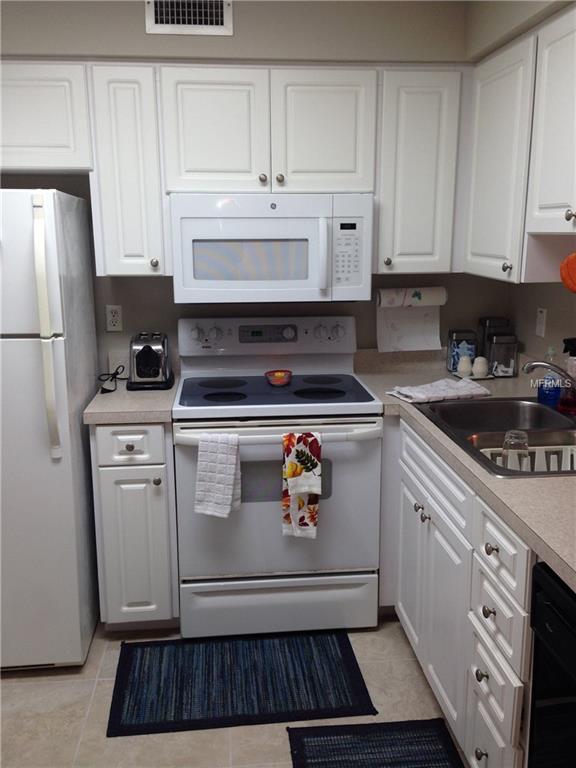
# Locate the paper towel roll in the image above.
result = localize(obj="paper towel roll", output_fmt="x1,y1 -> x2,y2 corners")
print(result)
376,286 -> 448,308
376,286 -> 447,353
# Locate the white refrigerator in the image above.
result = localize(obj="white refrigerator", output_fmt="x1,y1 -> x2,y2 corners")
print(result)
1,190 -> 99,667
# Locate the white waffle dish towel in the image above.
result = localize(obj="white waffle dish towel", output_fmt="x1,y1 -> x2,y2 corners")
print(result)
195,433 -> 241,518
387,378 -> 491,403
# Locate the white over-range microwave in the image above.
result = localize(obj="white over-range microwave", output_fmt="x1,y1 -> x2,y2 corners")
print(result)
170,193 -> 373,303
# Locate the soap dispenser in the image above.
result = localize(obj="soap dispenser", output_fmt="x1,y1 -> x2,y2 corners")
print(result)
557,338 -> 576,416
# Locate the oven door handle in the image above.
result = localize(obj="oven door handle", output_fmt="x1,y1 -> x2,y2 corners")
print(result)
174,425 -> 383,447
317,217 -> 329,291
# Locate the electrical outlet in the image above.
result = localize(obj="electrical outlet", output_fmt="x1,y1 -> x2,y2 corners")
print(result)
105,304 -> 123,333
536,307 -> 547,338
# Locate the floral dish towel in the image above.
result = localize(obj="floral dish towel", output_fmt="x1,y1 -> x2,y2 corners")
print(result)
282,432 -> 322,538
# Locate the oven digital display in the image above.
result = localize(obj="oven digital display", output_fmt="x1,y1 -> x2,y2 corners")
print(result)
340,223 -> 357,230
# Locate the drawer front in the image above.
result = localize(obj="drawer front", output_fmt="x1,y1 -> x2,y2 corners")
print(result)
400,422 -> 473,539
470,555 -> 529,679
473,498 -> 531,608
466,613 -> 523,744
180,573 -> 378,638
465,684 -> 523,768
95,425 -> 165,466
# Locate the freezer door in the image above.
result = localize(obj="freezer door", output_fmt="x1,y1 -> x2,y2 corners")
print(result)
0,337 -> 86,667
0,190 -> 63,336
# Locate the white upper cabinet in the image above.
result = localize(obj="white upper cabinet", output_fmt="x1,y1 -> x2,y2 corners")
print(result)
160,67 -> 271,192
270,69 -> 377,192
90,66 -> 165,276
526,8 -> 576,233
465,38 -> 536,282
378,70 -> 461,273
1,63 -> 92,170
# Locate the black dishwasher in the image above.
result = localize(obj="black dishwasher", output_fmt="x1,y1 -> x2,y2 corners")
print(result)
528,563 -> 576,768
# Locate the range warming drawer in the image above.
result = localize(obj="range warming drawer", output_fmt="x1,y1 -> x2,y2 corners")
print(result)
180,573 -> 378,638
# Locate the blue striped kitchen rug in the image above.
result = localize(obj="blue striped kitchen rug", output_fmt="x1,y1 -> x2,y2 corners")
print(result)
288,719 -> 465,767
107,630 -> 377,737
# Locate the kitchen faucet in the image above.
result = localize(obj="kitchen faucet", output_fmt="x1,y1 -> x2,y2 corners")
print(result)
522,360 -> 576,388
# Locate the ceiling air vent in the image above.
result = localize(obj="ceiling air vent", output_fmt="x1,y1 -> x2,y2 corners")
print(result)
145,1 -> 233,36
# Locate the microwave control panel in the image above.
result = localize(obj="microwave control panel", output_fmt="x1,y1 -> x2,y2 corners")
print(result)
333,219 -> 363,286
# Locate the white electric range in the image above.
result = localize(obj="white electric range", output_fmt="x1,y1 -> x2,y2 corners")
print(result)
172,316 -> 383,638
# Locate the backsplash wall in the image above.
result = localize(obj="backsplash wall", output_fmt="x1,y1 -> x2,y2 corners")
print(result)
94,273 -> 511,373
510,282 -> 576,361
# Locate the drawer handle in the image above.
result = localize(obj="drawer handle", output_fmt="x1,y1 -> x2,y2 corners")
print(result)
420,511 -> 431,523
475,748 -> 488,761
475,668 -> 490,683
482,605 -> 496,620
125,443 -> 135,452
565,208 -> 576,222
150,258 -> 159,268
413,502 -> 424,512
384,257 -> 393,266
276,173 -> 285,184
484,542 -> 499,556
152,477 -> 162,486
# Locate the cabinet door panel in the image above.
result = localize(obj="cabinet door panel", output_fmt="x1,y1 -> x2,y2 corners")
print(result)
1,64 -> 91,170
98,466 -> 172,623
424,503 -> 473,745
379,70 -> 460,273
397,464 -> 427,660
526,8 -> 576,233
271,69 -> 376,191
91,66 -> 164,276
465,38 -> 535,282
161,67 -> 270,191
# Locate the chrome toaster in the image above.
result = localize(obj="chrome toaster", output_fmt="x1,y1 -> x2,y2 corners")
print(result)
127,332 -> 174,390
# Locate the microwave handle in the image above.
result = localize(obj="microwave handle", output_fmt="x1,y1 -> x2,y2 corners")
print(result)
174,425 -> 383,447
317,217 -> 329,291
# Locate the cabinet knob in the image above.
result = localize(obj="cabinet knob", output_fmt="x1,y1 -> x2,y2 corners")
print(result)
413,502 -> 424,513
420,511 -> 431,523
501,262 -> 513,273
152,477 -> 162,486
475,668 -> 490,683
383,257 -> 393,266
125,443 -> 135,452
258,173 -> 268,183
474,748 -> 488,761
482,604 -> 496,620
150,258 -> 159,268
484,542 -> 499,556
275,173 -> 285,184
565,208 -> 576,222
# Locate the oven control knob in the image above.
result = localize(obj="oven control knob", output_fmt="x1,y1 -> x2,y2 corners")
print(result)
314,324 -> 329,340
331,323 -> 345,340
207,326 -> 223,342
282,326 -> 296,341
190,325 -> 205,342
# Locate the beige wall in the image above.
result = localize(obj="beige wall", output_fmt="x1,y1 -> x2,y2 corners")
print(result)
510,283 -> 576,362
1,1 -> 470,62
465,0 -> 571,60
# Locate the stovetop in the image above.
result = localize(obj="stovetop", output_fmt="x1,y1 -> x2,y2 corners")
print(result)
179,374 -> 375,408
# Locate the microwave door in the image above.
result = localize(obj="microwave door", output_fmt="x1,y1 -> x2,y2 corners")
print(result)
173,217 -> 331,303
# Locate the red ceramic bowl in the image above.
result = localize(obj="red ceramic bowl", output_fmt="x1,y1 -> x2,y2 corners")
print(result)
265,369 -> 292,387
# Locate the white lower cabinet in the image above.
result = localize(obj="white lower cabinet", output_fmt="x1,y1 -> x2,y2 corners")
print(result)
398,460 -> 472,745
91,425 -> 177,625
396,421 -> 533,765
397,465 -> 427,654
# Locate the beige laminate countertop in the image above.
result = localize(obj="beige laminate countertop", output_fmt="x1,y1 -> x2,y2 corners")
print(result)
83,353 -> 576,591
83,382 -> 176,424
355,353 -> 576,593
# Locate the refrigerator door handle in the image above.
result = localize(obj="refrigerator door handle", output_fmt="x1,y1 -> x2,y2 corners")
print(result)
41,338 -> 62,460
32,194 -> 52,339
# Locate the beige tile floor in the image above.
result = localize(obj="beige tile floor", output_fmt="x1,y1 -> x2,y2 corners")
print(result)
1,621 -> 442,768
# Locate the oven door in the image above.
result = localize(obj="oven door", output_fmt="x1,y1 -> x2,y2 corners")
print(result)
171,193 -> 331,303
173,418 -> 382,579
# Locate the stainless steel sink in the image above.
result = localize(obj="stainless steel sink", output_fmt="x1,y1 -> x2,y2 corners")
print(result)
416,398 -> 576,477
422,399 -> 574,432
